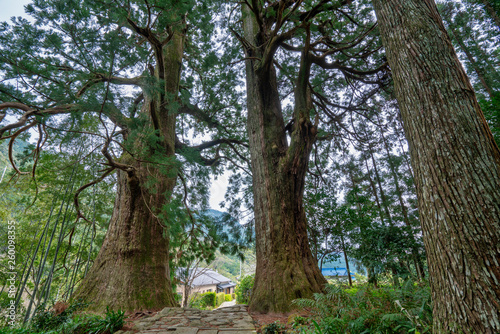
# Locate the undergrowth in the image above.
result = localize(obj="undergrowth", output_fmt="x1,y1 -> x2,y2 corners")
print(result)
0,301 -> 125,334
291,280 -> 432,334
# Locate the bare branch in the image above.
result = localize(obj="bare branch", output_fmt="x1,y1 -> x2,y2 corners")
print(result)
177,104 -> 220,129
74,167 -> 115,223
76,73 -> 143,98
8,121 -> 37,175
0,103 -> 37,137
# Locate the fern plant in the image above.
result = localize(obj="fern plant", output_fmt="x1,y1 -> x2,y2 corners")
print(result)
292,281 -> 432,333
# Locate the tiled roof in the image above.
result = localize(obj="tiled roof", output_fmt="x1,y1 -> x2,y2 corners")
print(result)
177,267 -> 234,287
218,282 -> 237,289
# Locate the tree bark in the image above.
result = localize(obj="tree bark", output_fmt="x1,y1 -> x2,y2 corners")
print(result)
372,0 -> 500,332
341,235 -> 352,287
72,162 -> 178,311
72,31 -> 185,312
242,5 -> 327,313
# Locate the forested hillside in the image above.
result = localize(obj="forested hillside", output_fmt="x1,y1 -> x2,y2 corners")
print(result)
0,0 -> 499,333
0,139 -> 27,178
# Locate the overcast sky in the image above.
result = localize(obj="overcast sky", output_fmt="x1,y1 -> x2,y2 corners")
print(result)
0,0 -> 32,23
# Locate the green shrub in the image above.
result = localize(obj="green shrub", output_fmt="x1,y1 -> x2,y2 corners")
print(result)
224,294 -> 232,302
0,301 -> 125,334
290,315 -> 309,329
216,293 -> 225,307
262,321 -> 285,334
188,293 -> 203,309
293,280 -> 433,334
30,300 -> 88,332
235,275 -> 254,304
0,292 -> 10,309
202,292 -> 216,308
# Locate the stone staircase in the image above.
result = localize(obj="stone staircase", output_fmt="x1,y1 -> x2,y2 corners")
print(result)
116,305 -> 257,334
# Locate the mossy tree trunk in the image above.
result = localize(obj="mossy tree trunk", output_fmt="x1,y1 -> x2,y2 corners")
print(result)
372,0 -> 500,332
73,32 -> 185,312
242,5 -> 327,313
72,161 -> 177,311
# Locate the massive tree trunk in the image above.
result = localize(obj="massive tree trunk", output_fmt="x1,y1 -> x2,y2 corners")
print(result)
372,0 -> 500,332
73,161 -> 178,311
242,6 -> 327,313
73,32 -> 185,312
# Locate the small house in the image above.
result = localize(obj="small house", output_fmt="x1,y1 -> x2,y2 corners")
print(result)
176,268 -> 237,304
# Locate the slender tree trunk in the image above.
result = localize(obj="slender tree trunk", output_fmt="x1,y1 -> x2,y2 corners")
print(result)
378,121 -> 424,280
346,162 -> 377,286
368,148 -> 393,225
372,1 -> 500,332
341,235 -> 352,287
364,158 -> 385,223
446,26 -> 494,99
242,6 -> 326,313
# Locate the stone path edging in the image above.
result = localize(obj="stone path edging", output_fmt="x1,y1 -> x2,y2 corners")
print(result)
116,305 -> 256,334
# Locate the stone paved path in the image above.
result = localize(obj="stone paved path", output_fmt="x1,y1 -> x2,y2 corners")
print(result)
116,305 -> 256,334
216,300 -> 237,309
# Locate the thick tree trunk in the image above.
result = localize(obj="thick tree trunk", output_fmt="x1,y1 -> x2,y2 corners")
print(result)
372,0 -> 500,332
73,160 -> 178,311
242,6 -> 327,313
73,31 -> 185,312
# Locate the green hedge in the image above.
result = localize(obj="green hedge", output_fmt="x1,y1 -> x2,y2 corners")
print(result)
201,292 -> 216,308
189,292 -> 217,309
235,275 -> 254,304
224,294 -> 232,302
216,292 -> 225,306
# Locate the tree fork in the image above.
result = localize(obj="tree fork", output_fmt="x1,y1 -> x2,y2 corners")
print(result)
242,4 -> 327,313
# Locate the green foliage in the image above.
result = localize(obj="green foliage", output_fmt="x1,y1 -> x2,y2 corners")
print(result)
224,294 -> 232,302
479,93 -> 500,146
262,321 -> 286,334
0,291 -> 10,309
235,275 -> 254,304
290,315 -> 309,330
189,292 -> 216,310
1,301 -> 125,334
201,292 -> 216,308
216,292 -> 225,306
292,282 -> 432,334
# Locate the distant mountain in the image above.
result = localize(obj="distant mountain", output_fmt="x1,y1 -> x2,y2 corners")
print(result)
202,209 -> 256,281
0,139 -> 29,181
321,254 -> 347,269
202,209 -> 254,242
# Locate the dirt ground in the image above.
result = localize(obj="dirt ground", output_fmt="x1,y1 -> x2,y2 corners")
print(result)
249,309 -> 312,333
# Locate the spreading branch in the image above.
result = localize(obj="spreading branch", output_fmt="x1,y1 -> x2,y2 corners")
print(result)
74,167 -> 115,223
